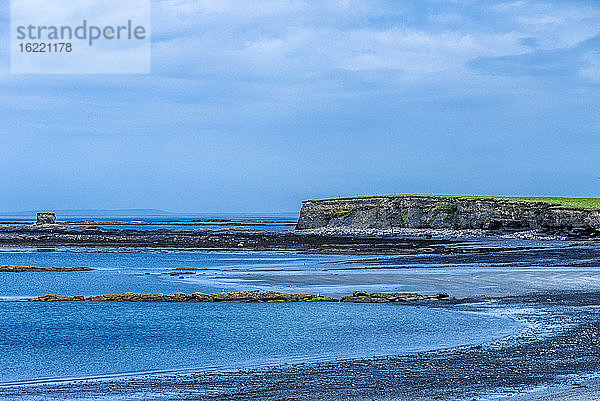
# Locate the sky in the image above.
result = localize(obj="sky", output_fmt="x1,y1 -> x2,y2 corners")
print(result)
0,0 -> 599,213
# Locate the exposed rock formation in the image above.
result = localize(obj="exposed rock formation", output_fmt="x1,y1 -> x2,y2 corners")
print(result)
296,196 -> 600,235
36,212 -> 56,225
30,290 -> 336,303
0,265 -> 93,272
341,291 -> 449,303
0,225 -> 455,253
29,290 -> 450,303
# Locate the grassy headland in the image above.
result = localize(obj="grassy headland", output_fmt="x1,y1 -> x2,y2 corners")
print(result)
312,195 -> 600,210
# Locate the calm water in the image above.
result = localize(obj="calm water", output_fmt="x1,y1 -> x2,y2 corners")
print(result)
0,247 -> 355,298
0,212 -> 297,231
66,223 -> 294,231
0,301 -> 519,384
2,240 -> 598,299
8,226 -> 593,384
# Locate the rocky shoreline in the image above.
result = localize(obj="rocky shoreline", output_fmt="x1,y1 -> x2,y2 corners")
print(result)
0,224 -> 465,254
0,265 -> 93,272
29,290 -> 450,303
0,223 -> 593,254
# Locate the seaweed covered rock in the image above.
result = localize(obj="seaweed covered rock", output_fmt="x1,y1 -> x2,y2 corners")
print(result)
341,292 -> 449,303
30,290 -> 449,304
0,265 -> 93,272
30,290 -> 337,303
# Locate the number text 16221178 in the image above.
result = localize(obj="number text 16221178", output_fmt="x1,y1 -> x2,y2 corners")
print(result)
19,43 -> 72,52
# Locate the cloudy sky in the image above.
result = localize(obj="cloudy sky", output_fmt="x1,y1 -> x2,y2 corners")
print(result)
1,0 -> 599,213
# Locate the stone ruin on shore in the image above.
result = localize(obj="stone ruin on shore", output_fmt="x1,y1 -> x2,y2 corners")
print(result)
36,212 -> 56,225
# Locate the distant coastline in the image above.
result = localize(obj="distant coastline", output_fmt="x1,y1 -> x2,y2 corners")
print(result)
0,195 -> 599,252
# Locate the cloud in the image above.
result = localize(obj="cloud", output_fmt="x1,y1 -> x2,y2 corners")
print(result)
2,0 -> 598,81
144,0 -> 600,83
580,52 -> 600,82
469,33 -> 600,80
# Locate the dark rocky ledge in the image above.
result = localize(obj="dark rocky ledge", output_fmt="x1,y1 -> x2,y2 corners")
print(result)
0,225 -> 461,254
0,265 -> 93,272
28,290 -> 450,303
340,290 -> 449,302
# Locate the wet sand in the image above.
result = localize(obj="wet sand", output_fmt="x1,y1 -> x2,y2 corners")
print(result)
185,240 -> 600,298
507,377 -> 600,401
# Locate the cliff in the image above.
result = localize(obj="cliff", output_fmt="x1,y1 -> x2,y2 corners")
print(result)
296,195 -> 600,235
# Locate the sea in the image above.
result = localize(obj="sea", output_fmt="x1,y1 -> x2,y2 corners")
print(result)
7,212 -> 591,385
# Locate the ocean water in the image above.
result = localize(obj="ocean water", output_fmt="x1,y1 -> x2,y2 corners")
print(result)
0,212 -> 298,231
0,301 -> 519,384
0,245 -> 526,384
0,247 -> 355,298
65,223 -> 295,231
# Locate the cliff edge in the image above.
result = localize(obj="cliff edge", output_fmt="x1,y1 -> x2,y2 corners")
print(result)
296,195 -> 600,235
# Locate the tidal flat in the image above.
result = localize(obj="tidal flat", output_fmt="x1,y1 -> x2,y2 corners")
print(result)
0,225 -> 599,400
2,292 -> 598,401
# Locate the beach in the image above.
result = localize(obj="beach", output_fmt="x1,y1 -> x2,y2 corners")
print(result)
0,218 -> 599,400
1,291 -> 599,400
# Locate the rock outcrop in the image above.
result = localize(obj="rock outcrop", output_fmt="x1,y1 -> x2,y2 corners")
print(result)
36,212 -> 56,225
0,225 -> 454,253
296,196 -> 600,235
29,290 -> 450,303
30,290 -> 336,303
340,291 -> 449,303
0,265 -> 93,272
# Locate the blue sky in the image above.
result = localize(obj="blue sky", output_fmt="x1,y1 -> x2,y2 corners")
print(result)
1,0 -> 599,213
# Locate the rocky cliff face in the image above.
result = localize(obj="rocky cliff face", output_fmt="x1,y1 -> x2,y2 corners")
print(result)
296,196 -> 600,234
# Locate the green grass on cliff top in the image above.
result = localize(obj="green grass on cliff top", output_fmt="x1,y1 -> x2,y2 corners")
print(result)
313,195 -> 600,210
